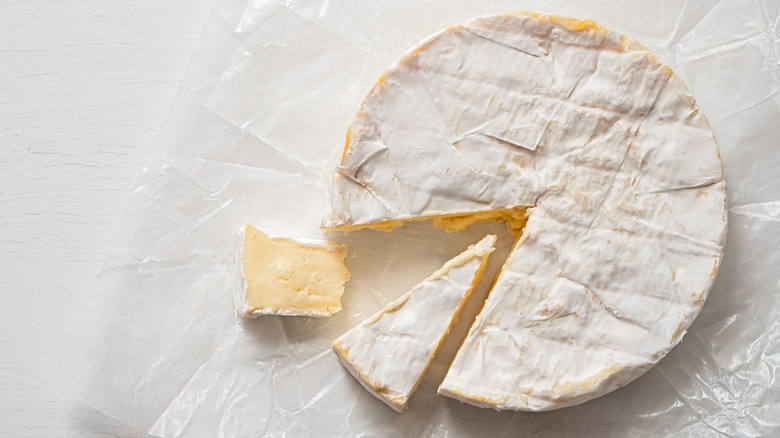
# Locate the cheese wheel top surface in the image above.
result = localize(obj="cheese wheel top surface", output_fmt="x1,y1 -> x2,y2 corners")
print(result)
327,12 -> 727,411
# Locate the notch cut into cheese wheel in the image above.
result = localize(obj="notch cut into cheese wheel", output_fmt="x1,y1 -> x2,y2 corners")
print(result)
333,234 -> 496,412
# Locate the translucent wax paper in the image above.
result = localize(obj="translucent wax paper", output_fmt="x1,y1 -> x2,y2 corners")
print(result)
57,0 -> 780,436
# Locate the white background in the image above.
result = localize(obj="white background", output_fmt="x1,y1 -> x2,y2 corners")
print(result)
4,1 -> 779,436
1,1 -> 214,435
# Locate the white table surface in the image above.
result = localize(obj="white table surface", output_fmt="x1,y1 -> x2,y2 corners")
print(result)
1,1 -> 214,435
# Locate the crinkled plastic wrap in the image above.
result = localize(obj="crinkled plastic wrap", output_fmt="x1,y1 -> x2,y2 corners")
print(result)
57,0 -> 780,436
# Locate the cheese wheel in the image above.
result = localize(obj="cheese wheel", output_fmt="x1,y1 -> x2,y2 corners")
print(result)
326,13 -> 727,411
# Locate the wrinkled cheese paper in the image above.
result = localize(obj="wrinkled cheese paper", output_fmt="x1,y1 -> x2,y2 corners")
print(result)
56,0 -> 780,436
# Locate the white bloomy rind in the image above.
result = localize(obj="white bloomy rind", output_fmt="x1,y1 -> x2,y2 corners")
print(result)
327,13 -> 727,411
332,234 -> 496,412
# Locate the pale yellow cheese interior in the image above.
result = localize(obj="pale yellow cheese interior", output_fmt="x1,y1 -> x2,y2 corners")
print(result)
241,225 -> 350,316
326,207 -> 529,238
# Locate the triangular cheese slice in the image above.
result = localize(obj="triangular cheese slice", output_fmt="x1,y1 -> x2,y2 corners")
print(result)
332,234 -> 496,412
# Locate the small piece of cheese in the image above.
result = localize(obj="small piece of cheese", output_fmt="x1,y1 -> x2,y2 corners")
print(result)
235,225 -> 350,318
332,234 -> 496,412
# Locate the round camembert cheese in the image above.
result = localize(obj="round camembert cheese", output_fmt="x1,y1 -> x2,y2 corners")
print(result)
325,13 -> 727,411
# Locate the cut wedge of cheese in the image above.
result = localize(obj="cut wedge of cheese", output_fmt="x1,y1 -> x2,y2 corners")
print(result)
235,225 -> 350,318
325,13 -> 727,411
332,234 -> 496,412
